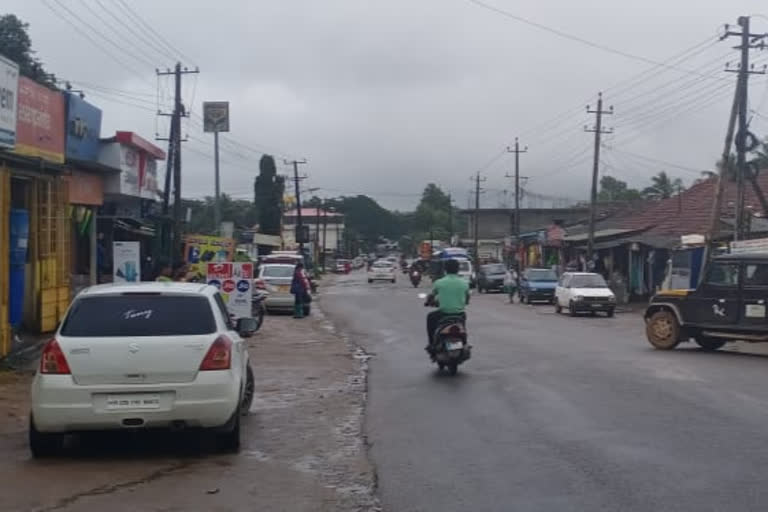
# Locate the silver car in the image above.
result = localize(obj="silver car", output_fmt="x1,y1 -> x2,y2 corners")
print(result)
256,263 -> 311,315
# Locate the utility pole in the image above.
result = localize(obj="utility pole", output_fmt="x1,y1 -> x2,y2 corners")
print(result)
284,159 -> 308,253
472,172 -> 486,262
723,16 -> 767,241
448,192 -> 454,245
585,93 -> 613,262
506,138 -> 528,250
157,63 -> 198,265
322,208 -> 329,271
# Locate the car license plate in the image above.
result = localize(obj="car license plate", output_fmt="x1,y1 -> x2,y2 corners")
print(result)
106,394 -> 161,410
446,341 -> 463,351
591,303 -> 602,308
277,285 -> 290,293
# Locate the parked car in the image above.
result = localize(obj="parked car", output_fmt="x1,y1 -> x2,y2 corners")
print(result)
519,268 -> 559,304
554,272 -> 616,316
256,263 -> 311,315
477,263 -> 507,293
368,261 -> 397,283
29,282 -> 257,457
335,259 -> 351,274
645,253 -> 768,351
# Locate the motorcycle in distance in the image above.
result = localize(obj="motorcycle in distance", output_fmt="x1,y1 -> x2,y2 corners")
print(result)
410,269 -> 422,288
251,288 -> 269,331
419,293 -> 471,375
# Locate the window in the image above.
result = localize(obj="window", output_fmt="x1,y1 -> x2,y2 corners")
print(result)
458,261 -> 471,272
704,263 -> 739,287
744,264 -> 768,286
484,264 -> 505,274
213,293 -> 234,330
527,269 -> 558,281
560,275 -> 571,288
570,274 -> 608,288
262,265 -> 295,278
60,295 -> 216,337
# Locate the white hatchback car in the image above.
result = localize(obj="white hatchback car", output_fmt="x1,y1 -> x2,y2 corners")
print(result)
29,282 -> 257,457
554,272 -> 617,317
368,261 -> 396,283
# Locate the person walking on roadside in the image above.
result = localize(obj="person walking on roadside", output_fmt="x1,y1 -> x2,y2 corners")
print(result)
291,262 -> 309,319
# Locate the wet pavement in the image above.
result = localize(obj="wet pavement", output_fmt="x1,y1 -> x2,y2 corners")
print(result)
0,312 -> 376,512
322,271 -> 768,512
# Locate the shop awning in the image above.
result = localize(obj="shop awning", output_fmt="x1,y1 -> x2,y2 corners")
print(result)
114,218 -> 155,237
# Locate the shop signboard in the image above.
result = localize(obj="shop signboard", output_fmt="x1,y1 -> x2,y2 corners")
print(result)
113,241 -> 141,283
184,234 -> 235,275
64,170 -> 103,206
65,94 -> 102,161
206,262 -> 253,319
0,55 -> 19,149
99,131 -> 163,199
13,77 -> 65,163
730,237 -> 768,255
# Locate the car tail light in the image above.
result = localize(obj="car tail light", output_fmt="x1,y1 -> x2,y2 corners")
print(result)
40,339 -> 71,375
254,279 -> 266,290
200,335 -> 232,371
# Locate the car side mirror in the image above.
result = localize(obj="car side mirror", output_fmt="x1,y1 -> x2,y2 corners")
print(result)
236,317 -> 258,338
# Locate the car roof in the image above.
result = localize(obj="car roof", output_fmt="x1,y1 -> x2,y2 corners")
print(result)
563,272 -> 600,276
526,267 -> 554,271
79,282 -> 215,297
261,263 -> 295,268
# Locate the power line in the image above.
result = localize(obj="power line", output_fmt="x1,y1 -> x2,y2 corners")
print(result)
114,0 -> 197,66
93,0 -> 179,63
41,0 -> 154,87
466,0 -> 728,81
603,145 -> 708,175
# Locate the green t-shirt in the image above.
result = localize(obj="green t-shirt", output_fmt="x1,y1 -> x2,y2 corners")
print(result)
432,274 -> 469,314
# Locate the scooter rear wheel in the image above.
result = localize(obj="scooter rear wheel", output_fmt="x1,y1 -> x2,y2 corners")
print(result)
447,363 -> 458,376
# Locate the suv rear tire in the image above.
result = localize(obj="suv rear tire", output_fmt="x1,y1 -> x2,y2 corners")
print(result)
694,335 -> 726,351
646,310 -> 681,350
29,416 -> 62,458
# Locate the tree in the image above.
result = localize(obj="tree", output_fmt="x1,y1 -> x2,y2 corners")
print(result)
597,175 -> 641,201
413,183 -> 451,236
253,155 -> 285,235
642,171 -> 683,200
0,14 -> 55,87
184,195 -> 258,237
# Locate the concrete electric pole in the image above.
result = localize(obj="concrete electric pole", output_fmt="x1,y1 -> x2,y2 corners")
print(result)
506,138 -> 528,250
585,93 -> 613,262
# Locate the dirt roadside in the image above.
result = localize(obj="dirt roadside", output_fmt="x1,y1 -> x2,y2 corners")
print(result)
0,302 -> 379,512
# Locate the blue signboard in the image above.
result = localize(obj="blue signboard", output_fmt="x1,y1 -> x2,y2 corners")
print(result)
65,94 -> 102,161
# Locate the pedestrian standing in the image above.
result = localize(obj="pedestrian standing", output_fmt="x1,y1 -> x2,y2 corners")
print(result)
291,262 -> 308,319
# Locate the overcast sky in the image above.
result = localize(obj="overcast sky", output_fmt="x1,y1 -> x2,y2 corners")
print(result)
6,0 -> 768,209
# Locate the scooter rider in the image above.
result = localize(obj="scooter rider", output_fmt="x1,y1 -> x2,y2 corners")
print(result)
425,258 -> 470,351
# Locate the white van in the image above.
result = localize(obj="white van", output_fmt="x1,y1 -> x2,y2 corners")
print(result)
457,259 -> 475,288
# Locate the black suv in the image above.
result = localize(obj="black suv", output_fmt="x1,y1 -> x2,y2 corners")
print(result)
645,253 -> 768,350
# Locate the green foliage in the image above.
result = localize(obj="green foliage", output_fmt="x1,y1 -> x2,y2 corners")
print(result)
0,14 -> 55,87
642,171 -> 683,200
254,155 -> 285,235
413,183 -> 452,235
597,176 -> 642,201
324,195 -> 404,243
183,194 -> 258,237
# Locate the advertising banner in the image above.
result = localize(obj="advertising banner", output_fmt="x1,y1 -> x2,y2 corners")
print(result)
113,241 -> 141,283
65,93 -> 102,161
14,77 -> 65,163
0,55 -> 19,149
206,262 -> 253,319
184,235 -> 235,275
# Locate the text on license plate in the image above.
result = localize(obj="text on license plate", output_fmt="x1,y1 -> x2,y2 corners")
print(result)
106,394 -> 161,410
277,285 -> 290,293
446,341 -> 463,351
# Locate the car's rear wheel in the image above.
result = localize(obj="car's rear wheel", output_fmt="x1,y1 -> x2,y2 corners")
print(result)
29,416 -> 62,458
241,365 -> 255,416
216,410 -> 241,453
368,279 -> 373,283
569,301 -> 577,317
606,308 -> 615,318
555,302 -> 562,314
695,335 -> 726,351
646,310 -> 681,350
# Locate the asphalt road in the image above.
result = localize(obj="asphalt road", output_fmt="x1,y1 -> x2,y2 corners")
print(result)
322,271 -> 768,512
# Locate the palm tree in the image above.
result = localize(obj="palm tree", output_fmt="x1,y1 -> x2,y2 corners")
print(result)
642,171 -> 683,200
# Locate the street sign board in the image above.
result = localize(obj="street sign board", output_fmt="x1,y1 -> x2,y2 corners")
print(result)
206,262 -> 253,319
203,101 -> 230,132
0,54 -> 19,149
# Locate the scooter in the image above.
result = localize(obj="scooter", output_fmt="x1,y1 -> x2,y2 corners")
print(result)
252,289 -> 269,331
419,293 -> 471,375
410,270 -> 422,288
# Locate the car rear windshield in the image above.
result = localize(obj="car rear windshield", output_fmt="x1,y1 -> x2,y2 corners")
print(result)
571,274 -> 608,288
60,295 -> 217,337
262,265 -> 295,278
484,264 -> 505,274
528,269 -> 558,281
373,263 -> 392,269
459,261 -> 471,272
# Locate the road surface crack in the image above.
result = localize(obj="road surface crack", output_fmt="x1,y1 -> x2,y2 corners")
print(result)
35,461 -> 191,511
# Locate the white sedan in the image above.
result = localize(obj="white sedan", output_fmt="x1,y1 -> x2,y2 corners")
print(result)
554,272 -> 617,317
368,262 -> 397,283
29,282 -> 257,457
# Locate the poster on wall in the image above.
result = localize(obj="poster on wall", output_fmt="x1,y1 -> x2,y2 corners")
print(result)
184,234 -> 235,275
13,77 -> 65,163
0,55 -> 19,149
113,241 -> 141,283
206,262 -> 253,319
